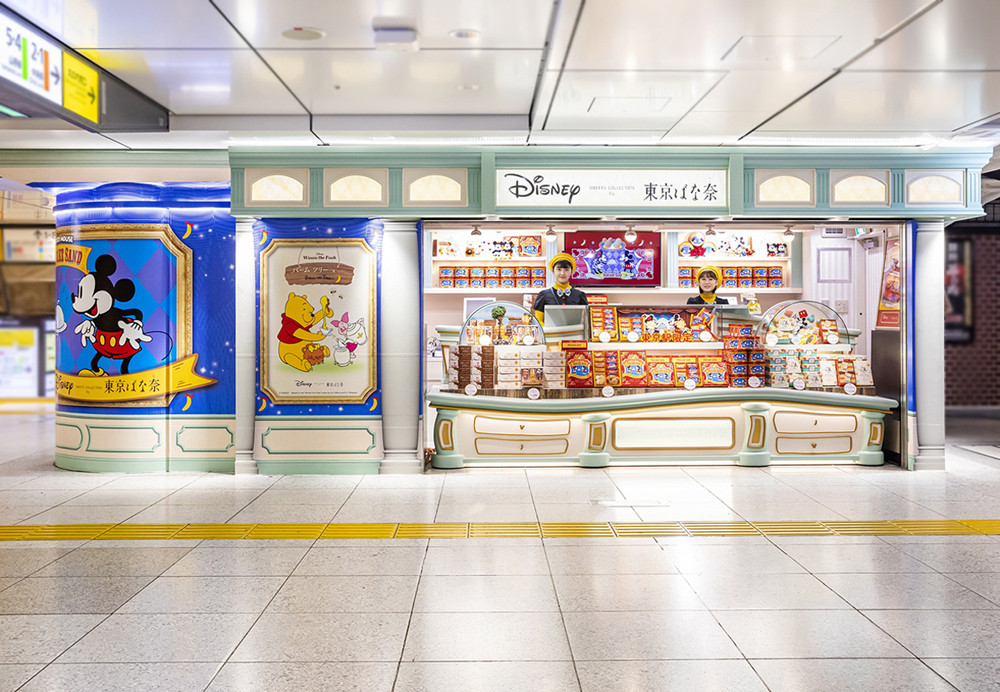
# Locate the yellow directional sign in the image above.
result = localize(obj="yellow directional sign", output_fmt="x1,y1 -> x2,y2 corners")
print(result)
62,53 -> 98,123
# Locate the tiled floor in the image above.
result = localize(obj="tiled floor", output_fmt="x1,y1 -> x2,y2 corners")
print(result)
0,412 -> 999,690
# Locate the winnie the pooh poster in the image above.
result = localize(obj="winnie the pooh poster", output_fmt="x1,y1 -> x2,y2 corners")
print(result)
260,238 -> 376,404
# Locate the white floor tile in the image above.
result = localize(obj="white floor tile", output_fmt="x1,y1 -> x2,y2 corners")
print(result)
577,660 -> 768,692
563,610 -> 741,660
402,612 -> 572,661
395,662 -> 580,692
207,662 -> 397,692
19,662 -> 220,692
751,658 -> 957,692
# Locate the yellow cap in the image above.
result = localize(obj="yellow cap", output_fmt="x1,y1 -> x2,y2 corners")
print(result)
548,253 -> 577,272
696,266 -> 722,283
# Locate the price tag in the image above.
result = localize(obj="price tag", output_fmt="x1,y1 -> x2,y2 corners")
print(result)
599,331 -> 611,343
527,387 -> 541,400
627,331 -> 640,343
844,383 -> 857,395
478,335 -> 492,346
793,378 -> 806,391
684,379 -> 697,391
766,333 -> 779,346
699,331 -> 713,342
464,383 -> 478,396
748,376 -> 762,388
601,385 -> 615,398
827,333 -> 840,345
523,335 -> 535,346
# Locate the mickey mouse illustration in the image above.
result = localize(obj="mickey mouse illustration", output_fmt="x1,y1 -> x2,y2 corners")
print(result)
71,254 -> 151,376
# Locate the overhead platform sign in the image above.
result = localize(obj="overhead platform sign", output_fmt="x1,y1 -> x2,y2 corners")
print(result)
0,7 -> 166,132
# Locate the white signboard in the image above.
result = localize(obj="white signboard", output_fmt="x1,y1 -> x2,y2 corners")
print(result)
3,228 -> 56,262
496,169 -> 727,208
0,12 -> 63,106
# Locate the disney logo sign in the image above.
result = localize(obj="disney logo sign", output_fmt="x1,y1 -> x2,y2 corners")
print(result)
504,173 -> 582,205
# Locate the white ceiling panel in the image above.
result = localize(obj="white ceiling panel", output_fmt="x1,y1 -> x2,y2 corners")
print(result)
0,128 -> 125,149
81,50 -> 305,115
849,0 -> 1000,70
761,71 -> 1000,133
544,71 -> 725,131
6,0 -> 246,49
260,50 -> 541,114
211,0 -> 553,50
566,0 -> 933,70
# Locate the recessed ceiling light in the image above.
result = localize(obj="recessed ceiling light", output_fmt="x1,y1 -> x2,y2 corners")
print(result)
281,26 -> 326,41
457,84 -> 480,91
449,29 -> 481,39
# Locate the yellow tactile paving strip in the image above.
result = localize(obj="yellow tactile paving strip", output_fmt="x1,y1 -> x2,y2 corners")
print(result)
0,520 -> 998,541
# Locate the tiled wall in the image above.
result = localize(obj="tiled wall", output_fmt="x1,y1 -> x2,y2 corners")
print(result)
945,209 -> 1000,407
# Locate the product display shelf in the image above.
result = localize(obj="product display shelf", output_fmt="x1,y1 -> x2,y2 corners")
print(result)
432,256 -> 546,263
586,342 -> 724,351
425,287 -> 537,295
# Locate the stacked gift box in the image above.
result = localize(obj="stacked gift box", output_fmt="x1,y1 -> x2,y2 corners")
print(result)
439,265 -> 546,289
722,323 -> 762,387
450,344 -> 496,389
765,349 -> 875,389
678,266 -> 784,289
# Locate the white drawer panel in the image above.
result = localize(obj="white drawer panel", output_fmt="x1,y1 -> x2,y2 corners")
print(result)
474,438 -> 569,455
473,416 -> 570,436
613,418 -> 736,450
773,412 -> 857,434
776,436 -> 854,455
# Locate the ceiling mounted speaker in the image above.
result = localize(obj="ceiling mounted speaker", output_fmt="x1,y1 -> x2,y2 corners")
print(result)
281,27 -> 325,41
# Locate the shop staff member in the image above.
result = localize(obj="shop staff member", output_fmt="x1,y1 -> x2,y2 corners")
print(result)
533,253 -> 588,324
687,266 -> 729,305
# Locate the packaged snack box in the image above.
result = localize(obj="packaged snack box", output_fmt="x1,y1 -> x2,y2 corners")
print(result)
456,278 -> 470,288
724,350 -> 749,363
769,266 -> 783,278
470,278 -> 484,288
532,278 -> 545,288
770,373 -> 789,388
731,377 -> 748,387
440,278 -> 454,288
854,358 -> 875,386
768,278 -> 784,288
749,363 -> 766,375
755,278 -> 769,288
680,278 -> 695,288
647,355 -> 675,386
738,267 -> 754,278
531,266 -> 546,278
619,351 -> 648,387
485,266 -> 500,278
679,267 -> 694,278
806,373 -> 823,388
566,351 -> 594,387
485,278 -> 499,288
723,267 -> 739,278
729,363 -> 748,376
455,267 -> 470,278
516,266 -> 531,278
739,278 -> 754,288
516,278 -> 530,288
500,267 -> 516,278
699,356 -> 728,386
723,279 -> 738,288
439,266 -> 455,278
500,278 -> 515,288
819,359 -> 838,386
739,338 -> 758,350
728,323 -> 754,336
749,350 -> 767,363
673,356 -> 700,386
519,236 -> 543,256
470,266 -> 485,278
724,338 -> 741,349
521,368 -> 544,386
753,267 -> 768,278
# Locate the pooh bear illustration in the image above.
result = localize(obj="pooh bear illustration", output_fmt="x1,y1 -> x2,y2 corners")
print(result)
277,293 -> 334,372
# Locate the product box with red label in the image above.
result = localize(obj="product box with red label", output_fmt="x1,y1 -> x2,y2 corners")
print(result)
769,266 -> 783,278
531,267 -> 546,279
729,363 -> 748,376
440,278 -> 455,288
673,356 -> 700,386
724,349 -> 749,363
647,355 -> 675,386
755,278 -> 769,288
679,267 -> 694,279
738,266 -> 754,278
532,278 -> 545,288
455,267 -> 470,279
699,356 -> 728,386
619,351 -> 648,387
566,351 -> 594,387
753,267 -> 768,278
516,278 -> 530,288
470,266 -> 485,278
485,266 -> 500,279
500,278 -> 515,288
439,266 -> 455,278
516,266 -> 531,278
768,278 -> 784,288
500,267 -> 515,279
723,267 -> 739,279
470,278 -> 484,288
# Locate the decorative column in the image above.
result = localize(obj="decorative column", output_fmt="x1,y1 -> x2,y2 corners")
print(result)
379,220 -> 423,473
858,410 -> 886,466
912,220 -> 946,471
578,412 -> 611,468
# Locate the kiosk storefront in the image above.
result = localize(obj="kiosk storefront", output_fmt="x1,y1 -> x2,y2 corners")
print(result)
229,146 -> 990,474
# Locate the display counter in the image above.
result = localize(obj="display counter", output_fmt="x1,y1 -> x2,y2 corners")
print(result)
429,387 -> 896,468
430,299 -> 897,469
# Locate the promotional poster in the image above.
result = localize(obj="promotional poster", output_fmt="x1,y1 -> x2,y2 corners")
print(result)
254,218 -> 383,415
565,230 -> 661,287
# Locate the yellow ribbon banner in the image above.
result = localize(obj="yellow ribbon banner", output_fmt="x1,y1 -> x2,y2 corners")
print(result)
55,354 -> 216,403
56,244 -> 92,272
